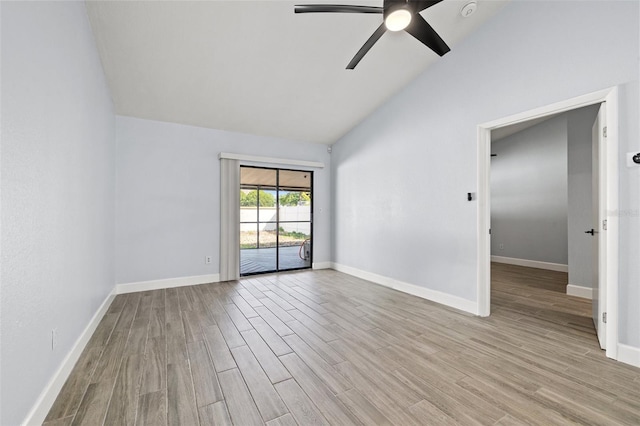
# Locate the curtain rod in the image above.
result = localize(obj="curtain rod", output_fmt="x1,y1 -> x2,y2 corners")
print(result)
219,152 -> 324,169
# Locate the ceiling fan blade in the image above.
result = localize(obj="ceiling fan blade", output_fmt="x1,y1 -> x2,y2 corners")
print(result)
295,4 -> 383,14
346,23 -> 387,69
411,0 -> 444,12
404,13 -> 450,56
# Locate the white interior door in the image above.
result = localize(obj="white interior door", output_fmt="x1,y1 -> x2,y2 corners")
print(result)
591,103 -> 606,349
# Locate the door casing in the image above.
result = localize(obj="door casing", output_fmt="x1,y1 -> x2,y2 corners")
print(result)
476,87 -> 619,360
592,105 -> 607,349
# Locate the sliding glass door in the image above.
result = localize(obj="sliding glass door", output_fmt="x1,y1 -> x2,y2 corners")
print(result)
240,166 -> 312,276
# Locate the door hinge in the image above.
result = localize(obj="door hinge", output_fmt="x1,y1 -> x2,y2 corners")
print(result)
489,228 -> 491,235
603,219 -> 607,231
603,312 -> 607,324
603,126 -> 607,138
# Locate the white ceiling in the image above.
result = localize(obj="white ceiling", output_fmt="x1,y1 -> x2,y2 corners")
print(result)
86,0 -> 509,144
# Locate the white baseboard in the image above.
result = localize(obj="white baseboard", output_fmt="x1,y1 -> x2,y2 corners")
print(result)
331,262 -> 477,315
566,284 -> 593,299
22,290 -> 116,426
312,261 -> 332,270
491,255 -> 568,272
617,343 -> 640,368
116,273 -> 220,294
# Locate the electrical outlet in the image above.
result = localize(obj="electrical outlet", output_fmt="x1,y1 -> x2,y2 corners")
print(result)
51,328 -> 58,351
205,256 -> 212,265
499,243 -> 504,250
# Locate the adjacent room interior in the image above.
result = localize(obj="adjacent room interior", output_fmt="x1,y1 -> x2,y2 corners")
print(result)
2,1 -> 639,425
489,104 -> 603,351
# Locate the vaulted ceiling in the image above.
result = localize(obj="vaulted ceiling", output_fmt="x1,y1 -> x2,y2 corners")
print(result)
86,0 -> 509,144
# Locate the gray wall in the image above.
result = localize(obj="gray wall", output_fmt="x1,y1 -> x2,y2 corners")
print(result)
567,105 -> 600,289
1,3 -> 116,425
490,115 -> 568,265
116,116 -> 331,284
331,1 -> 640,347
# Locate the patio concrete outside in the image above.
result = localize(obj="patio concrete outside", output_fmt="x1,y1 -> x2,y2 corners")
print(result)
240,245 -> 311,275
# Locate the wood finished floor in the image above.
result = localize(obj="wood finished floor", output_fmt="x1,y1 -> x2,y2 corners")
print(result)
45,263 -> 640,425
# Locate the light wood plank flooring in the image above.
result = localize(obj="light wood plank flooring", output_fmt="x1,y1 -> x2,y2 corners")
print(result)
45,264 -> 640,425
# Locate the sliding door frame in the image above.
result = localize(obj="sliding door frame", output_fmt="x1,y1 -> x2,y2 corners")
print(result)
240,165 -> 314,276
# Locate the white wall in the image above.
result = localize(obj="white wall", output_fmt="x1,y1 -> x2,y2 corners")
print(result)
491,115 -> 568,265
0,2 -> 115,425
331,1 -> 640,347
567,105 -> 600,290
116,116 -> 330,284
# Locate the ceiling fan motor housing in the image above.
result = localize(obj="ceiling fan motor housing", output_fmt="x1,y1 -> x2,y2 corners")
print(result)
383,0 -> 411,20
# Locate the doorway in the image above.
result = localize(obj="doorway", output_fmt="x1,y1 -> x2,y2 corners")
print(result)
477,87 -> 619,360
239,166 -> 313,276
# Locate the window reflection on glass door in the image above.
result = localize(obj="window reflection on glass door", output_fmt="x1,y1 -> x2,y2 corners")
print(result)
240,166 -> 312,276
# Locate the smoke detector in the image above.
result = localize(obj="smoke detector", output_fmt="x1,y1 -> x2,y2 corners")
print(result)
461,1 -> 477,18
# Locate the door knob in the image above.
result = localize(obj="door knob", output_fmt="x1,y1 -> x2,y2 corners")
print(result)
585,229 -> 596,235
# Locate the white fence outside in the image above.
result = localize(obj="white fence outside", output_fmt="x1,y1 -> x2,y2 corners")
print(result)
240,206 -> 311,234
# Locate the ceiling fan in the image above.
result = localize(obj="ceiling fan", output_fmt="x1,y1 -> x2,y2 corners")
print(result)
294,0 -> 451,69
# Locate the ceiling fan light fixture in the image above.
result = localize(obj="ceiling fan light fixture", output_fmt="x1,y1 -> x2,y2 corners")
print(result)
294,0 -> 451,69
385,8 -> 412,31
